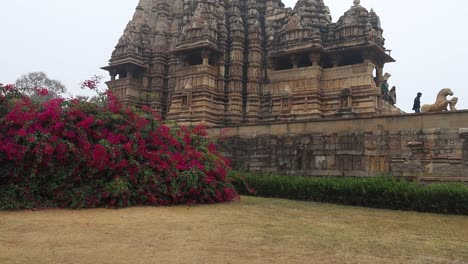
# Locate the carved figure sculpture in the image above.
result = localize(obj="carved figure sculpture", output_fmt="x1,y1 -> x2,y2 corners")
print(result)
449,97 -> 458,111
421,88 -> 458,112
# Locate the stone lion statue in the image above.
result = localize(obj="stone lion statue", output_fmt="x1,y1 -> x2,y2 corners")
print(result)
421,88 -> 458,112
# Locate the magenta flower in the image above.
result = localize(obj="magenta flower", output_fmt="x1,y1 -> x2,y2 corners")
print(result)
36,88 -> 49,96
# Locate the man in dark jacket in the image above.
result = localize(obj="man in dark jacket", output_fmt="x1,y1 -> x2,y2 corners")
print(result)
412,92 -> 422,113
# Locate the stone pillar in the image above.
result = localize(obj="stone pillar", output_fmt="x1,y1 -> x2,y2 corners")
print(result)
150,53 -> 168,113
375,63 -> 384,86
165,55 -> 179,119
331,54 -> 341,67
226,2 -> 244,124
202,49 -> 211,65
244,2 -> 264,123
291,55 -> 299,69
362,51 -> 372,64
217,5 -> 229,123
309,53 -> 321,67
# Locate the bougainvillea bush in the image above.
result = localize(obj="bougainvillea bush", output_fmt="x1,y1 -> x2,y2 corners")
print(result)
0,80 -> 237,210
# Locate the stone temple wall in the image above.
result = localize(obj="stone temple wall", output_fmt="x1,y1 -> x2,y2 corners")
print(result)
208,111 -> 468,182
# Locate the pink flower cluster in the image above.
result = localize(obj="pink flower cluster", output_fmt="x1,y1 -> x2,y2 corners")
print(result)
0,81 -> 237,209
35,87 -> 49,96
80,75 -> 103,91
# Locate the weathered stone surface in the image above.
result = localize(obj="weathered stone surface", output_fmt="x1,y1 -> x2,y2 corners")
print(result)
214,111 -> 468,182
104,0 -> 396,126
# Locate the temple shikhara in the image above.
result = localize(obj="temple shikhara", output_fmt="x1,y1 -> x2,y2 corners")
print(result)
103,0 -> 468,181
103,0 -> 397,126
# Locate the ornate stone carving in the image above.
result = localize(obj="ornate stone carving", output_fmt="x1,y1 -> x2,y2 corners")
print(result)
421,88 -> 459,112
449,97 -> 459,111
104,0 -> 396,126
284,13 -> 303,31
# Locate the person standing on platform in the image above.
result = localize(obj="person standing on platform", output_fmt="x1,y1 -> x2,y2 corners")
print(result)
412,92 -> 422,113
380,73 -> 391,101
388,86 -> 397,105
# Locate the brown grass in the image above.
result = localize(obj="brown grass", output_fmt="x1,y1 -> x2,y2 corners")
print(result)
0,196 -> 467,264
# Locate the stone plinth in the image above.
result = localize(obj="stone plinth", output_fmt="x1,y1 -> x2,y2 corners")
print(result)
209,111 -> 468,182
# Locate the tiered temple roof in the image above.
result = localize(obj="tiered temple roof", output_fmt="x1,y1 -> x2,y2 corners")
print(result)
103,0 -> 397,126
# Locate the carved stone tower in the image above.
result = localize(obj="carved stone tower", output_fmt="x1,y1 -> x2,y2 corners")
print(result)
104,0 -> 396,126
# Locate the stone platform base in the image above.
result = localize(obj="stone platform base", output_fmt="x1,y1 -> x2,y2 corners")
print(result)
208,110 -> 468,182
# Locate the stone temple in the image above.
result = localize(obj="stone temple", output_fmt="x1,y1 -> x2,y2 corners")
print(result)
103,0 -> 398,126
104,0 -> 468,182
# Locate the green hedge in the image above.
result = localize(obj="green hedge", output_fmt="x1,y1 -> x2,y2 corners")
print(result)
230,172 -> 468,215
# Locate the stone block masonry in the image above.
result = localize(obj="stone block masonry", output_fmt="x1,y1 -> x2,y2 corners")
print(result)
210,111 -> 468,182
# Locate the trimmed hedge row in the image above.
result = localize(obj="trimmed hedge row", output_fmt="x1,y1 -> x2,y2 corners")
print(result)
230,172 -> 468,215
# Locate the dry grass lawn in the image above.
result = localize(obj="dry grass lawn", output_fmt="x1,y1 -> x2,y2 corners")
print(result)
1,196 -> 467,264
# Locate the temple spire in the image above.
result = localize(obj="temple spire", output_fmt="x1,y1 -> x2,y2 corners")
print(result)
104,0 -> 395,125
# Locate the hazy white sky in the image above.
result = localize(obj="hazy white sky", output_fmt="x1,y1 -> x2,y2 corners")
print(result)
1,0 -> 467,112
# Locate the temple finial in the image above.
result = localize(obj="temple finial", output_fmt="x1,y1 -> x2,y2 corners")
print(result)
353,0 -> 360,6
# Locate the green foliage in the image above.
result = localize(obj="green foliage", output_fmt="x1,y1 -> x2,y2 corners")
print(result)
105,178 -> 130,197
230,172 -> 468,215
0,80 -> 237,210
15,72 -> 67,100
